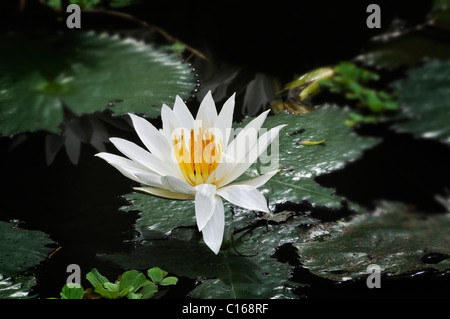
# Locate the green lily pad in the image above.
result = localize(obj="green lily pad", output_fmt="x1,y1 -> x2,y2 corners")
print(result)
0,275 -> 37,299
0,32 -> 196,136
0,221 -> 55,278
188,241 -> 295,299
262,105 -> 379,179
245,105 -> 379,211
294,201 -> 450,281
105,204 -> 300,299
121,192 -> 197,239
392,59 -> 450,145
108,230 -> 296,299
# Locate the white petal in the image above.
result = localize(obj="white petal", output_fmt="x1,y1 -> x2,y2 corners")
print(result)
160,104 -> 181,142
173,95 -> 194,131
133,187 -> 194,200
196,90 -> 217,128
95,152 -> 163,187
214,110 -> 271,182
128,113 -> 172,160
95,152 -> 147,170
194,183 -> 217,231
219,124 -> 286,187
217,184 -> 269,213
132,172 -> 165,188
225,109 -> 270,157
216,93 -> 235,146
227,169 -> 279,188
161,175 -> 196,195
109,137 -> 173,177
201,195 -> 225,255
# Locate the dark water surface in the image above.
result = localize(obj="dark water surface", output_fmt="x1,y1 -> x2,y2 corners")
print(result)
1,127 -> 449,299
0,0 -> 448,300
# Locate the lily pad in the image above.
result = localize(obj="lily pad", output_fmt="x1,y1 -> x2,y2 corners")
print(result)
121,192 -> 197,240
245,105 -> 379,211
188,229 -> 296,299
106,204 -> 299,299
0,274 -> 37,299
294,201 -> 450,281
391,59 -> 450,146
0,32 -> 196,136
0,221 -> 55,278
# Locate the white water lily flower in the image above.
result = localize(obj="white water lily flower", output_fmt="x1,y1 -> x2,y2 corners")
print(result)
95,91 -> 285,254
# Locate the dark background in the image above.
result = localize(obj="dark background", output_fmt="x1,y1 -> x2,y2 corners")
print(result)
0,0 -> 449,300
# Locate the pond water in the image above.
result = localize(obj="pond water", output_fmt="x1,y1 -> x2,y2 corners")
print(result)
0,0 -> 448,300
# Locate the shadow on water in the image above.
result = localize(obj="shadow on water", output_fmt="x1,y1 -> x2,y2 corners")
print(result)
0,132 -> 139,297
316,124 -> 450,213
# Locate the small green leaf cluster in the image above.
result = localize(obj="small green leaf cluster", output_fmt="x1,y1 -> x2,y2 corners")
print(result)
58,267 -> 177,299
281,67 -> 335,101
59,283 -> 85,299
319,62 -> 398,125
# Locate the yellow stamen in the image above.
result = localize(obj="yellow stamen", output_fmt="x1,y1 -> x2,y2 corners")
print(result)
173,127 -> 223,186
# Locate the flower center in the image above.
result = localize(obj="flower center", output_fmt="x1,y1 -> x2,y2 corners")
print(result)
173,127 -> 223,186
